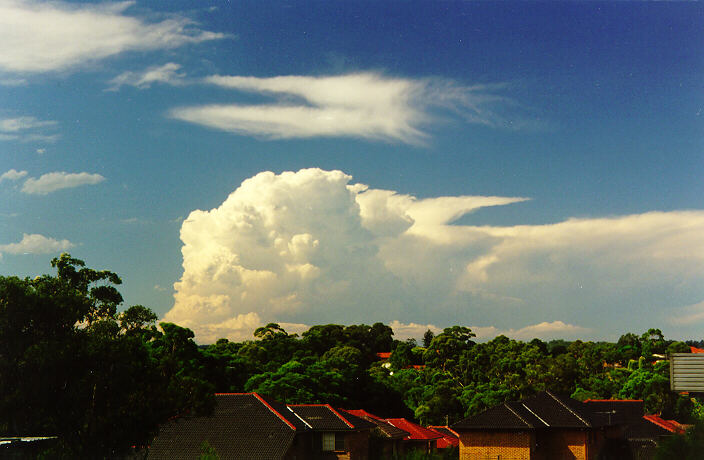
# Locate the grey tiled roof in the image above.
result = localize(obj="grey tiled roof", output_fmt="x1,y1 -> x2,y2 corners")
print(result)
148,393 -> 300,460
288,405 -> 376,431
453,391 -> 609,431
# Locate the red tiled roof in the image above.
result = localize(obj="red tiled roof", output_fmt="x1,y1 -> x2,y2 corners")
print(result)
643,415 -> 688,434
343,409 -> 384,421
376,352 -> 392,359
341,410 -> 410,439
426,426 -> 459,448
691,346 -> 704,353
384,418 -> 442,441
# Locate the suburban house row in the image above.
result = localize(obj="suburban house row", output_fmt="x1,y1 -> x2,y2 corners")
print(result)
146,390 -> 685,460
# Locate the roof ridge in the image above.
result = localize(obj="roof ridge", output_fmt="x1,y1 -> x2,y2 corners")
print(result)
503,402 -> 535,428
519,402 -> 549,427
547,390 -> 591,427
251,393 -> 297,431
287,406 -> 313,429
327,404 -> 355,428
643,415 -> 677,433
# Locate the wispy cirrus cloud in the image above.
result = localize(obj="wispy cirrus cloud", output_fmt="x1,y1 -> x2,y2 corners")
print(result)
0,169 -> 27,182
0,116 -> 56,132
0,0 -> 224,74
0,233 -> 73,256
0,116 -> 59,142
107,62 -> 185,91
21,171 -> 105,195
669,301 -> 704,326
169,73 -> 519,145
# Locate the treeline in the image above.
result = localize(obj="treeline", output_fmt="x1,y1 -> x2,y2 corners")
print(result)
0,255 -> 700,458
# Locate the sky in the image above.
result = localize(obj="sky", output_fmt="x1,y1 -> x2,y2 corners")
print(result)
1,0 -> 703,343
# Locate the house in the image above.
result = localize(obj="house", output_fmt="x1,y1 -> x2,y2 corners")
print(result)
148,393 -> 309,460
584,399 -> 684,460
149,395 -> 378,460
427,426 -> 460,449
0,436 -> 58,458
149,395 -> 377,460
287,404 -> 376,459
341,409 -> 410,459
384,418 -> 442,454
452,391 -> 623,460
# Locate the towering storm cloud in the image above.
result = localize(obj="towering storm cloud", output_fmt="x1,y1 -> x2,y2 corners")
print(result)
165,169 -> 704,343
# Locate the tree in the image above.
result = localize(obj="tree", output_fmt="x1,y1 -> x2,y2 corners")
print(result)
655,421 -> 704,460
0,254 -> 212,457
423,329 -> 435,348
423,326 -> 475,374
390,342 -> 415,370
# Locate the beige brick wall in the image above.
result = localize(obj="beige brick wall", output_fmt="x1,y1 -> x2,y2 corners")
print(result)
459,431 -> 532,460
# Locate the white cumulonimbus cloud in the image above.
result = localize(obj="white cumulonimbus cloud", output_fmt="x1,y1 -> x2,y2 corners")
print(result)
0,233 -> 73,256
21,171 -> 105,195
169,73 -> 512,144
0,0 -> 224,74
387,320 -> 589,342
164,168 -> 704,343
0,169 -> 27,182
107,62 -> 184,91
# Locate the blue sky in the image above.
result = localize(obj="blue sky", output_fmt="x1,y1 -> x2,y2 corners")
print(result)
1,0 -> 703,343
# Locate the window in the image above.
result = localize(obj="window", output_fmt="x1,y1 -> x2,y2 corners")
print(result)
335,433 -> 345,451
322,432 -> 335,451
321,432 -> 345,451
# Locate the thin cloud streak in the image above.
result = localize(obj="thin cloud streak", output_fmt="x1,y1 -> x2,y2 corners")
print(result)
0,0 -> 224,74
21,171 -> 105,195
107,62 -> 185,91
0,116 -> 57,132
170,73 -> 520,144
0,116 -> 58,142
669,300 -> 704,325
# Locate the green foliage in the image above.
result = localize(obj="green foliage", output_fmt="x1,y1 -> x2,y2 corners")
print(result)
244,358 -> 346,404
655,421 -> 704,460
423,329 -> 435,348
423,326 -> 475,374
618,361 -> 670,414
200,441 -> 220,460
390,342 -> 415,370
668,341 -> 690,354
0,254 -> 213,457
4,255 -> 701,454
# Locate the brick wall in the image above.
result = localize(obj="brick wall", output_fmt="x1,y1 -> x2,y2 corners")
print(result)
541,429 -> 588,460
345,430 -> 369,460
459,431 -> 533,460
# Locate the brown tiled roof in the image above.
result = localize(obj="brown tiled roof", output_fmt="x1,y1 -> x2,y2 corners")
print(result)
148,393 -> 302,460
453,391 -> 609,431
